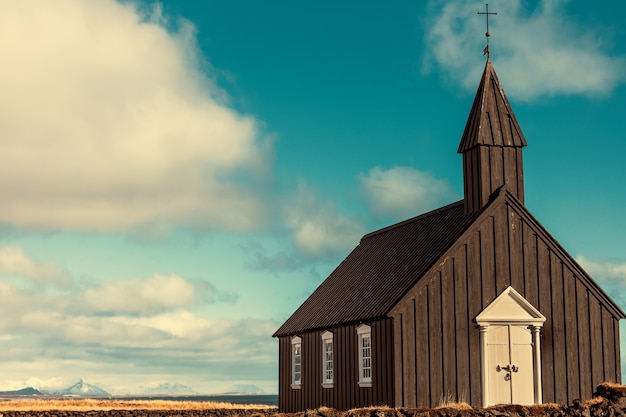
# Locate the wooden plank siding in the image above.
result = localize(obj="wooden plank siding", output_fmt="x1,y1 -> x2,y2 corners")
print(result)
462,147 -> 525,215
521,221 -> 538,308
494,201 -> 510,294
489,147 -> 504,204
508,206 -> 524,291
401,298 -> 416,407
602,308 -> 617,382
503,147 -> 524,204
391,270 -> 467,408
589,298 -> 605,391
428,275 -> 444,406
614,318 -> 622,384
466,230 -> 483,406
277,318 -> 394,413
415,288 -> 431,406
480,217 -> 497,306
441,259 -> 457,404
537,239 -> 554,402
550,252 -> 567,404
453,245 -> 471,404
576,280 -> 592,401
393,312 -> 403,407
563,268 -> 580,401
389,193 -> 623,408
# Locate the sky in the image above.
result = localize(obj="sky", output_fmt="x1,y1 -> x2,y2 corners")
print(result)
0,0 -> 625,395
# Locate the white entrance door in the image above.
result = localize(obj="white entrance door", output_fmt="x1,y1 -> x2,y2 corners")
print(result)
486,325 -> 534,405
476,286 -> 545,407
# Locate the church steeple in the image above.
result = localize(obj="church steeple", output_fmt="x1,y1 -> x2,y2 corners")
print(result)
458,57 -> 527,215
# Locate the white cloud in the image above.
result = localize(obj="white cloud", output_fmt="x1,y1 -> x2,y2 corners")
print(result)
118,310 -> 218,340
0,313 -> 278,394
576,256 -> 626,308
0,268 -> 246,347
284,183 -> 365,259
359,166 -> 458,219
279,169 -> 456,260
0,247 -> 70,285
112,311 -> 276,353
0,272 -> 277,394
424,0 -> 626,100
0,0 -> 271,233
81,274 -> 199,315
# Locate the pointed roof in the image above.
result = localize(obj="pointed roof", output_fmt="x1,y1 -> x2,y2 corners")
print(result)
457,57 -> 527,153
475,286 -> 546,326
273,200 -> 479,337
275,187 -> 625,338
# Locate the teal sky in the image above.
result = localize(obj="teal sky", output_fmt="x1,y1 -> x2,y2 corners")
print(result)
0,0 -> 625,394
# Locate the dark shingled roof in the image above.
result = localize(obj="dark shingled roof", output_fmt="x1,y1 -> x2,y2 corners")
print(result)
273,200 -> 478,337
457,57 -> 527,153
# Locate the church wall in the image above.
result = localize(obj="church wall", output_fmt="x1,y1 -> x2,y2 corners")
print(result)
517,202 -> 622,404
277,318 -> 394,412
391,241 -> 482,408
462,147 -> 524,214
390,195 -> 622,408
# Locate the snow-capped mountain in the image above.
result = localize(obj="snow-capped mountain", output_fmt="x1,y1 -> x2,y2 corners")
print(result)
53,379 -> 109,396
141,382 -> 197,395
223,384 -> 265,394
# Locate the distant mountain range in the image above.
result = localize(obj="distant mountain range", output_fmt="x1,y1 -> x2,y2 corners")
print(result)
52,379 -> 109,396
0,379 -> 266,397
140,382 -> 197,395
223,384 -> 265,394
0,379 -> 108,397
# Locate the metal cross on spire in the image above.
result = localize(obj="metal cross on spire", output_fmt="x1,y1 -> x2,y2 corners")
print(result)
478,3 -> 497,57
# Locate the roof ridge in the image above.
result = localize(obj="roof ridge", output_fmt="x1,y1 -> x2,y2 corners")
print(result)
362,199 -> 464,241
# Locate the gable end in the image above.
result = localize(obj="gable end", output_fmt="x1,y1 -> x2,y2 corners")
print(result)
388,188 -> 623,407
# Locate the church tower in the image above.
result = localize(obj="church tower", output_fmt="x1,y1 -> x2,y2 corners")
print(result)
458,57 -> 527,215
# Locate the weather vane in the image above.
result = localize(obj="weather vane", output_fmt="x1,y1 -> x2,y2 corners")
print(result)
478,3 -> 497,57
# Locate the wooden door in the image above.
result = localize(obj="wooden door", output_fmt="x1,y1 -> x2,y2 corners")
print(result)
486,325 -> 534,405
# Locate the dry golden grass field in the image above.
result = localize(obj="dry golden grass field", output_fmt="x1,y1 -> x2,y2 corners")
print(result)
0,398 -> 275,412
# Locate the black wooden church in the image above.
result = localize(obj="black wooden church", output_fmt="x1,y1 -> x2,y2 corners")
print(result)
273,57 -> 624,412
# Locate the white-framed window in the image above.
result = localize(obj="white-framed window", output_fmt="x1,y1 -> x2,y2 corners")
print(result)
291,336 -> 302,388
357,324 -> 372,386
321,331 -> 334,387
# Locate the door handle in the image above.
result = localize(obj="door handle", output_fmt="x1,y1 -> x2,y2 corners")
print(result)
496,364 -> 518,372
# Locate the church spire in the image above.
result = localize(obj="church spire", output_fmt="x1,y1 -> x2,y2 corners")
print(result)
458,57 -> 527,215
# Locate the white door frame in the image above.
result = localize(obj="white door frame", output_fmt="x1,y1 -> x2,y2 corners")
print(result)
475,286 -> 546,407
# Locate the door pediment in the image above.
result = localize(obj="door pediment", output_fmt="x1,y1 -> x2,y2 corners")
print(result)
476,286 -> 545,327
476,286 -> 545,406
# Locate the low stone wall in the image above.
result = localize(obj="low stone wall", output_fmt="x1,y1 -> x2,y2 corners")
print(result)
336,397 -> 618,417
283,383 -> 626,417
1,384 -> 625,417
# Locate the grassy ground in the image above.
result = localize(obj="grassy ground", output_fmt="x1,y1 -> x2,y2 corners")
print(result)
0,399 -> 276,411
